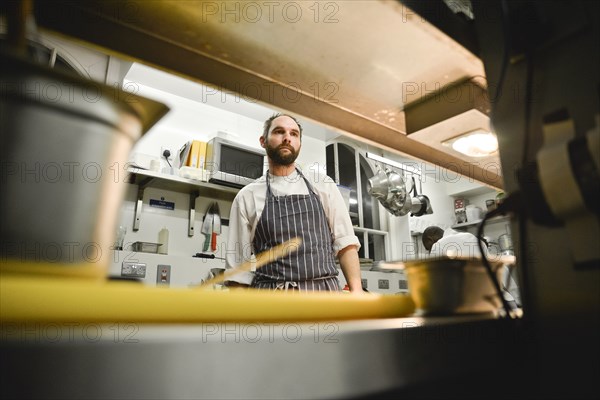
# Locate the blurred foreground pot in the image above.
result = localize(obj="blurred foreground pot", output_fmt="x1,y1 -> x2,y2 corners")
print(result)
378,255 -> 514,315
403,257 -> 506,315
0,51 -> 168,278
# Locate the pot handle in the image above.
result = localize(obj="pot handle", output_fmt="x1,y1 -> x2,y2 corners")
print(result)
411,176 -> 418,196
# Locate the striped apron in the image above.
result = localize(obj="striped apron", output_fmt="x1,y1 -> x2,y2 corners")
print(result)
251,168 -> 340,291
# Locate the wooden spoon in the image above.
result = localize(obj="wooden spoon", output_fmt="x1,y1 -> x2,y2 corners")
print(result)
199,237 -> 302,288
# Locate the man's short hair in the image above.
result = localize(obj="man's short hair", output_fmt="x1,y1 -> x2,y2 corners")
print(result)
263,113 -> 303,139
422,226 -> 444,251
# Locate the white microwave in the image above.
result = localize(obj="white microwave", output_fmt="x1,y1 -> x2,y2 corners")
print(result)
205,137 -> 266,188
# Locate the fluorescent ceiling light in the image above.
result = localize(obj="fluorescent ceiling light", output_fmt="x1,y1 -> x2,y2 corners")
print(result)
442,129 -> 498,157
365,152 -> 421,176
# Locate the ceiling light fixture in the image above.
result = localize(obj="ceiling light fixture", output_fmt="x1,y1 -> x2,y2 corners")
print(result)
365,152 -> 421,176
442,129 -> 499,157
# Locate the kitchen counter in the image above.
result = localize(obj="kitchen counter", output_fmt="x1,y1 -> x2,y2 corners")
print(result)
1,315 -> 526,399
1,272 -> 527,399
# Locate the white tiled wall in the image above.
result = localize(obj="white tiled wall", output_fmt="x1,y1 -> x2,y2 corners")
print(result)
108,250 -> 226,288
117,185 -> 233,261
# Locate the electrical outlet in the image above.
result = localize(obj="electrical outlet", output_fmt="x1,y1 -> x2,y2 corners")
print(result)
121,261 -> 146,278
378,279 -> 389,290
157,264 -> 171,286
161,146 -> 173,161
398,279 -> 408,291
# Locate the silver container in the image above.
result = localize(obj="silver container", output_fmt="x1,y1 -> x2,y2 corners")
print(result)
498,234 -> 513,252
131,242 -> 162,254
367,169 -> 390,200
0,52 -> 168,278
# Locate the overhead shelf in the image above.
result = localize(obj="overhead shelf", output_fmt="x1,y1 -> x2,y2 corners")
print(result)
451,215 -> 510,230
126,168 -> 239,201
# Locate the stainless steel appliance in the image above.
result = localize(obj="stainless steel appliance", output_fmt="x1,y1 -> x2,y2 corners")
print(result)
205,137 -> 265,188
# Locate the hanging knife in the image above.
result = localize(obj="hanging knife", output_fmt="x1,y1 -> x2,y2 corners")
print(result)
211,202 -> 221,252
201,203 -> 214,252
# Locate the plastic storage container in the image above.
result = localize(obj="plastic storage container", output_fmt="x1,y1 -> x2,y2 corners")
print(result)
465,205 -> 483,223
158,227 -> 169,255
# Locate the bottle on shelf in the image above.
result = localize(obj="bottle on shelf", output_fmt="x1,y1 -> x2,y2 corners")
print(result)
158,227 -> 169,255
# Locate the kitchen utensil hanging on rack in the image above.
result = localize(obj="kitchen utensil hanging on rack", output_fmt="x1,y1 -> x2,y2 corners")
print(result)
367,168 -> 412,216
211,202 -> 221,252
201,203 -> 215,252
200,202 -> 221,252
409,176 -> 433,217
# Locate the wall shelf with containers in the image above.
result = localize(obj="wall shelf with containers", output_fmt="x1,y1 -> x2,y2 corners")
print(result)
451,215 -> 510,230
126,167 -> 239,235
448,186 -> 514,259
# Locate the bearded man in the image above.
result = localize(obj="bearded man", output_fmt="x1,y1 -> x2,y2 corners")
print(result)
224,114 -> 362,292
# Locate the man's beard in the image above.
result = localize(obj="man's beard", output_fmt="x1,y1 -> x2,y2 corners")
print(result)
266,143 -> 300,166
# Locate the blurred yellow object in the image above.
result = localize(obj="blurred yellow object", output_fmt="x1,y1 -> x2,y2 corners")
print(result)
0,260 -> 107,279
0,274 -> 415,323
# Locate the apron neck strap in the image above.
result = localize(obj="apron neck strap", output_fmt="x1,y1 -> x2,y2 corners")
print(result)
266,167 -> 311,197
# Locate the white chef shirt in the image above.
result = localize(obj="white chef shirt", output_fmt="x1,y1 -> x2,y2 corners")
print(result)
225,168 -> 360,284
430,229 -> 488,258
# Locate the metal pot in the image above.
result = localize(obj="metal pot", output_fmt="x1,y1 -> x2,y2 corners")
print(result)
0,52 -> 168,278
498,234 -> 513,250
410,195 -> 433,216
367,168 -> 390,200
498,234 -> 514,255
408,177 -> 433,217
386,170 -> 407,199
368,169 -> 417,216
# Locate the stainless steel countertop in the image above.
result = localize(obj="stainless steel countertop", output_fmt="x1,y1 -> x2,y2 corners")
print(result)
1,315 -> 524,399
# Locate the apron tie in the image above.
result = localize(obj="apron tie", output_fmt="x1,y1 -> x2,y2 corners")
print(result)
275,281 -> 299,291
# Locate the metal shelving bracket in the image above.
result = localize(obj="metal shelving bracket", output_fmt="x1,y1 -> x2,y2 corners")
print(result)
132,177 -> 154,231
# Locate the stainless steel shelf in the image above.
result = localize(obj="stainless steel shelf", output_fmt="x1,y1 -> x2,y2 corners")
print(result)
126,168 -> 240,201
451,215 -> 510,230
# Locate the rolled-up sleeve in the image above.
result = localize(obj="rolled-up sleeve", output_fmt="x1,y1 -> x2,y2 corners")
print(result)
319,177 -> 360,256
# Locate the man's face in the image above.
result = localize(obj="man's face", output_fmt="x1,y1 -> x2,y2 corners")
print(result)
260,116 -> 302,166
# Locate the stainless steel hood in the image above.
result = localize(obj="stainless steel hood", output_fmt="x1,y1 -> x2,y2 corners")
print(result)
30,0 -> 502,188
